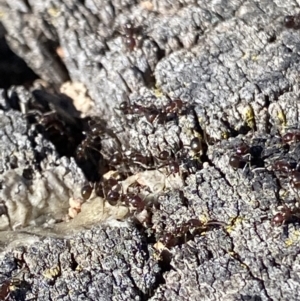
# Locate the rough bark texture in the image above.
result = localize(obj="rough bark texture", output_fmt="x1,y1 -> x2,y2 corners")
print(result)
0,0 -> 300,301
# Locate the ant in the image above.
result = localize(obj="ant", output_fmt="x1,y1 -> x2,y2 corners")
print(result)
282,130 -> 300,144
117,99 -> 187,125
157,143 -> 202,177
26,110 -> 59,126
283,15 -> 300,29
26,111 -> 67,137
270,160 -> 300,197
271,204 -> 300,226
145,99 -> 189,124
190,137 -> 202,153
116,101 -> 155,122
159,218 -> 226,248
93,178 -> 121,205
156,150 -> 181,175
122,22 -> 143,51
95,177 -> 144,212
129,152 -> 154,167
229,142 -> 251,169
26,110 -> 81,157
290,170 -> 300,190
168,161 -> 180,175
235,142 -> 250,156
110,149 -> 154,173
228,141 -> 265,171
81,184 -> 93,201
117,101 -> 132,115
76,135 -> 102,163
136,103 -> 165,125
123,193 -> 146,212
273,160 -> 294,174
163,99 -> 185,117
229,155 -> 247,169
110,152 -> 123,166
75,133 -> 104,182
87,118 -> 122,148
159,233 -> 178,248
75,117 -> 124,180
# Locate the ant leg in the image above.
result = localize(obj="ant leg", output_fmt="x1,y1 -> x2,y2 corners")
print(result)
295,161 -> 300,171
205,220 -> 227,227
242,161 -> 251,175
251,166 -> 267,173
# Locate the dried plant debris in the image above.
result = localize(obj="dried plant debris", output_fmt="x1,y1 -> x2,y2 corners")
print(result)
60,82 -> 94,117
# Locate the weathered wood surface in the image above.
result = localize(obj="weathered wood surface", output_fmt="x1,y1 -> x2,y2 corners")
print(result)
0,0 -> 300,300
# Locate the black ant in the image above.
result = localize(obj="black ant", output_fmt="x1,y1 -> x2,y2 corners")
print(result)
124,193 -> 146,212
81,184 -> 93,201
164,99 -> 185,116
168,161 -> 180,175
158,150 -> 170,161
108,187 -> 145,212
26,111 -> 62,129
159,218 -> 226,248
122,22 -> 143,51
144,106 -> 165,125
236,142 -> 250,156
75,116 -> 125,180
190,137 -> 202,153
145,99 -> 189,124
129,152 -> 154,168
117,99 -> 187,125
106,190 -> 121,206
283,15 -> 300,29
135,103 -> 165,125
157,145 -> 201,177
75,133 -> 105,182
91,179 -> 120,207
271,204 -> 300,226
156,150 -> 181,175
95,177 -> 146,211
159,233 -> 178,248
117,101 -> 131,115
26,111 -> 62,141
26,110 -> 82,157
273,160 -> 294,174
87,117 -> 122,148
154,99 -> 190,123
87,119 -> 106,137
116,101 -> 153,122
282,131 -> 300,144
290,170 -> 300,190
76,135 -> 102,163
269,161 -> 300,197
110,149 -> 155,172
109,151 -> 125,167
229,154 -> 249,169
229,142 -> 253,170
